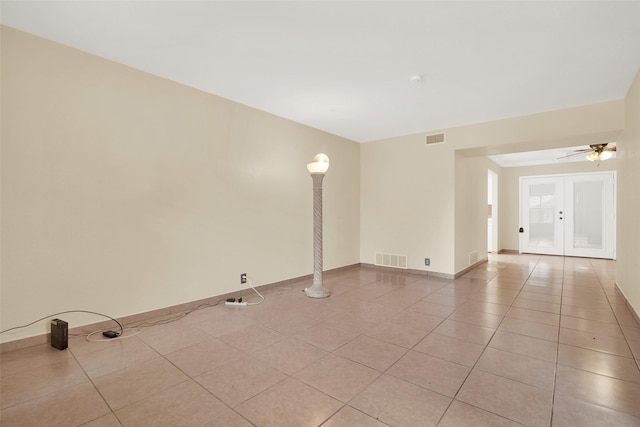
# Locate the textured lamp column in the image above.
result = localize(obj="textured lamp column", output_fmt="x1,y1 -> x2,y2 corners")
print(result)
304,153 -> 331,298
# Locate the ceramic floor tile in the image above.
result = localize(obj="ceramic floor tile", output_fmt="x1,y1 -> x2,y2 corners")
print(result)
218,324 -> 286,353
551,394 -> 640,427
74,338 -> 159,379
470,292 -> 517,306
489,330 -> 558,363
0,344 -> 72,378
557,344 -> 640,383
422,294 -> 468,308
114,380 -> 227,427
364,320 -> 430,348
92,356 -> 187,410
560,315 -> 625,338
80,413 -> 123,427
195,355 -> 287,407
457,369 -> 553,427
432,319 -> 496,345
522,283 -> 563,296
499,317 -> 559,342
322,405 -> 388,427
439,400 -> 524,427
476,347 -> 556,391
512,298 -> 561,314
387,310 -> 444,332
193,312 -> 258,337
1,358 -> 89,409
449,309 -> 503,329
334,335 -> 407,371
386,350 -> 470,397
506,306 -> 560,326
342,283 -> 398,300
413,333 -> 485,367
294,323 -> 359,352
457,300 -> 511,316
294,354 -> 380,402
138,324 -> 213,355
407,300 -> 456,317
559,327 -> 633,357
164,337 -> 243,377
351,301 -> 405,323
621,324 -> 640,342
562,297 -> 612,311
482,281 -> 523,292
560,305 -> 618,324
323,312 -> 381,334
251,336 -> 327,375
555,365 -> 640,418
478,287 -> 521,298
199,408 -> 255,427
517,291 -> 562,304
373,289 -> 427,308
350,374 -> 451,427
0,382 -> 109,427
251,312 -> 319,336
236,378 -> 343,427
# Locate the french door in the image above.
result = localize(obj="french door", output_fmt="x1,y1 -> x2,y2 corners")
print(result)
519,172 -> 615,259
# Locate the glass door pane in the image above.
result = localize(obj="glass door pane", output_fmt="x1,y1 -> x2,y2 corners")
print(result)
572,181 -> 603,249
564,172 -> 615,259
520,177 -> 564,256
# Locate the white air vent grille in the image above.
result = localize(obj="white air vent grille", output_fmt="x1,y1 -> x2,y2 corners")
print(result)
375,253 -> 408,269
425,133 -> 446,145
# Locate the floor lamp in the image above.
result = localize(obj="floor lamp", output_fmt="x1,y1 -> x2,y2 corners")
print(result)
304,153 -> 331,298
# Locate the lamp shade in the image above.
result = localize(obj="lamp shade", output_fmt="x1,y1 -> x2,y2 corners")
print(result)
601,151 -> 613,160
307,153 -> 330,174
586,151 -> 599,162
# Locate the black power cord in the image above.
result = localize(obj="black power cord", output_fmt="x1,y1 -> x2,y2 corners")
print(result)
0,310 -> 124,337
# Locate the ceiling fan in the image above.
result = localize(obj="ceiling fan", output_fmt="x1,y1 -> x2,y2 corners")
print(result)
558,143 -> 616,162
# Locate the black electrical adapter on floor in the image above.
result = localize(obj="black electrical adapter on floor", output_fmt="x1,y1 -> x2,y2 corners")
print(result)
102,330 -> 119,338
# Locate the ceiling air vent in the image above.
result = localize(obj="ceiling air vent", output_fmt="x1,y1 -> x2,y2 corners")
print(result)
425,133 -> 445,146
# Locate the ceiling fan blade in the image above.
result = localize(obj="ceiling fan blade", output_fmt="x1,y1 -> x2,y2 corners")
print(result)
557,152 -> 587,160
604,146 -> 617,151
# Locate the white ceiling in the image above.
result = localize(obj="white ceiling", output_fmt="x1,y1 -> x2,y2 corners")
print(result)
489,145 -> 616,168
2,1 -> 640,144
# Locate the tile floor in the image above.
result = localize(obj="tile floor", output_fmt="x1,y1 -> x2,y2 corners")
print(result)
1,253 -> 640,426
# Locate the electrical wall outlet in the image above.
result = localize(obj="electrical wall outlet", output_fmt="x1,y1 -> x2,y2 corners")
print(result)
424,258 -> 430,266
240,273 -> 247,284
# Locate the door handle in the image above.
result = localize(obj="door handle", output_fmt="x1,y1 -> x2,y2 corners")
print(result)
519,227 -> 524,233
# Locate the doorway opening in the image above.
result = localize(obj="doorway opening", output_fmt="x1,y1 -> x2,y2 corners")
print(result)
488,170 -> 498,253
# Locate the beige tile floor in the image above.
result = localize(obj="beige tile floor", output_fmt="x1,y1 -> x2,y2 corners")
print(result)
2,254 -> 640,426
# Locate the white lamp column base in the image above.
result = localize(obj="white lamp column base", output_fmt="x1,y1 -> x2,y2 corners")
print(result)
304,172 -> 330,299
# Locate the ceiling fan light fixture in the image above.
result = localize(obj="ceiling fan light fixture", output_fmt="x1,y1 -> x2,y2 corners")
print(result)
587,151 -> 599,162
601,151 -> 613,160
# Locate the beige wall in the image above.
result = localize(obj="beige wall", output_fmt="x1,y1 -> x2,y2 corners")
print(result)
0,27 -> 360,342
360,137 -> 455,272
616,69 -> 640,316
499,160 -> 617,251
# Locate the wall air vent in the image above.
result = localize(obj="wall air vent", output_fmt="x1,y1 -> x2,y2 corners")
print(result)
425,133 -> 446,145
375,253 -> 408,269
